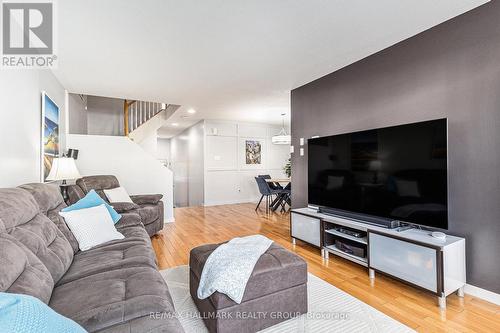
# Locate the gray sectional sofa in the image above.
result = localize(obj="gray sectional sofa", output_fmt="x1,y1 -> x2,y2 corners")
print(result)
67,175 -> 165,237
0,183 -> 183,332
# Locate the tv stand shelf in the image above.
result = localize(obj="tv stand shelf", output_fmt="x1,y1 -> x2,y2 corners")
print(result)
324,244 -> 368,267
290,208 -> 466,309
324,229 -> 367,245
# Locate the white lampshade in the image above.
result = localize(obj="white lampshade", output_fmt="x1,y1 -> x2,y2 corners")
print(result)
272,113 -> 291,145
46,157 -> 81,181
272,134 -> 291,145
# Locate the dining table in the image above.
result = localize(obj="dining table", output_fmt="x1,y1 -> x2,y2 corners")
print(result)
265,178 -> 291,211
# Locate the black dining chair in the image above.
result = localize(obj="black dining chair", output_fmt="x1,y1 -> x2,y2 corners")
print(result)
269,181 -> 291,212
258,175 -> 283,189
255,177 -> 280,213
281,183 -> 292,209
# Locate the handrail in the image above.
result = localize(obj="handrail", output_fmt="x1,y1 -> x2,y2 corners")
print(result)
124,100 -> 166,136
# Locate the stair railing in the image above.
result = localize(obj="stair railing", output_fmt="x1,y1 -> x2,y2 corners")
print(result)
124,100 -> 167,136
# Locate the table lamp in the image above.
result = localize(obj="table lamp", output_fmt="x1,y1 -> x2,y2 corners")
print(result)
46,157 -> 81,202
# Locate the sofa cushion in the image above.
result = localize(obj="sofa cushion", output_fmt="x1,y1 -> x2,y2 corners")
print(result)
18,183 -> 63,214
0,234 -> 54,304
115,212 -> 143,229
118,225 -> 153,243
19,183 -> 79,254
76,175 -> 120,201
190,242 -> 307,309
104,186 -> 134,203
57,239 -> 157,286
112,202 -> 140,213
0,188 -> 73,284
49,267 -> 176,332
46,208 -> 80,254
0,188 -> 39,228
54,213 -> 155,286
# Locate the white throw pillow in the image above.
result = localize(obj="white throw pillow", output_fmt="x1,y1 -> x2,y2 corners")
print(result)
395,180 -> 421,197
103,186 -> 133,203
59,204 -> 124,251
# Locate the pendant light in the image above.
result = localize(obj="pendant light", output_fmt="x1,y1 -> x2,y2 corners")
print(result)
272,113 -> 291,145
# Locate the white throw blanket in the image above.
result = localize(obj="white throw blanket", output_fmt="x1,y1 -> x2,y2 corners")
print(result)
197,235 -> 273,304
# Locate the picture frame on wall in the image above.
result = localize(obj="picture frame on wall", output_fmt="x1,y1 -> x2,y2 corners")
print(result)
240,137 -> 265,169
41,92 -> 60,182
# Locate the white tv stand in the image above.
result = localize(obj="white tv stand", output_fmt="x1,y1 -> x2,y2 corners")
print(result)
290,208 -> 466,309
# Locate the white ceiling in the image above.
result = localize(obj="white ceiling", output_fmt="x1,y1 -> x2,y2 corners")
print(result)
54,0 -> 488,137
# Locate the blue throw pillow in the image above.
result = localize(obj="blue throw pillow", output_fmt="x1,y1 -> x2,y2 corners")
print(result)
0,292 -> 87,333
61,190 -> 122,224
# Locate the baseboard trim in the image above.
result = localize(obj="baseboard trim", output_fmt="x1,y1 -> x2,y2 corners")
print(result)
465,284 -> 500,305
204,199 -> 258,207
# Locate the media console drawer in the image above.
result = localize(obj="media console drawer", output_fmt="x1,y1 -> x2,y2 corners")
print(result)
291,213 -> 321,247
369,232 -> 438,292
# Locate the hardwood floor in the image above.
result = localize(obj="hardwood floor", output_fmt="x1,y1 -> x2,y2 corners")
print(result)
151,203 -> 500,332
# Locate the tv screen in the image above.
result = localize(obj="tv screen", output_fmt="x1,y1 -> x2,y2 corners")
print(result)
308,119 -> 448,229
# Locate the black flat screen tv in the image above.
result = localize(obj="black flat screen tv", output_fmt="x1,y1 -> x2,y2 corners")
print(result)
308,119 -> 448,229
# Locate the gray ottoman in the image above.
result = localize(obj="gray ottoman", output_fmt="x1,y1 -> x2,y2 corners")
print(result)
189,242 -> 308,333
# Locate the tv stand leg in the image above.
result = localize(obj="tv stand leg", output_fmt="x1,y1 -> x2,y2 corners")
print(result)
457,286 -> 465,298
324,250 -> 329,260
369,268 -> 375,279
438,296 -> 446,309
292,238 -> 296,245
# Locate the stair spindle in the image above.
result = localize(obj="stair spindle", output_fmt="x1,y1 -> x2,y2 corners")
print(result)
133,105 -> 136,130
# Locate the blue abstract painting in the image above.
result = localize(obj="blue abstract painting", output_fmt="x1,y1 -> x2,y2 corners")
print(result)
42,93 -> 59,181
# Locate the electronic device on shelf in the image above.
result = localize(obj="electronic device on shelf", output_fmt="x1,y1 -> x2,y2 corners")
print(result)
335,239 -> 366,258
334,227 -> 365,238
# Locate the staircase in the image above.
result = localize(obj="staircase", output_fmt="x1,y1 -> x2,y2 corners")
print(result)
124,100 -> 167,136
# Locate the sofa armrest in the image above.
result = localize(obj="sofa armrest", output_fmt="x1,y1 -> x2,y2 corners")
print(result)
130,194 -> 163,205
116,212 -> 143,230
111,202 -> 140,213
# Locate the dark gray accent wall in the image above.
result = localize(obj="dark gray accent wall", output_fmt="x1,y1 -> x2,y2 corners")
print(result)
291,1 -> 500,293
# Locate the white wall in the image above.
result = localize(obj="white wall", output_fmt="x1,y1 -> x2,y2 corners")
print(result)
166,119 -> 290,207
204,120 -> 290,206
137,131 -> 158,157
128,109 -> 172,157
67,134 -> 174,222
86,96 -> 124,136
0,70 -> 67,187
157,138 -> 171,162
68,93 -> 88,134
170,121 -> 205,207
